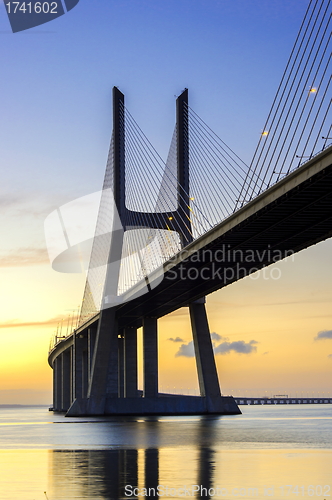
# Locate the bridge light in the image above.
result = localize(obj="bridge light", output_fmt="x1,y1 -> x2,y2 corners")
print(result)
168,216 -> 173,220
190,197 -> 194,200
261,130 -> 269,137
309,87 -> 317,93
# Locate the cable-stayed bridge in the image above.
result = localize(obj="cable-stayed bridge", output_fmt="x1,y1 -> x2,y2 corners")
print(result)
48,0 -> 331,416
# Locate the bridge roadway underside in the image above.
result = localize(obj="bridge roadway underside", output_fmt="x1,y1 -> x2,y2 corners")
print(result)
117,147 -> 332,328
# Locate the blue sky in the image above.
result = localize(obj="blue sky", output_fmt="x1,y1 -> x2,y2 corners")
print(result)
0,0 -> 310,260
1,0 -> 309,187
0,0 -> 307,250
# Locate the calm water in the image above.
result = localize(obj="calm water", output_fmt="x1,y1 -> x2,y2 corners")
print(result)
0,405 -> 331,500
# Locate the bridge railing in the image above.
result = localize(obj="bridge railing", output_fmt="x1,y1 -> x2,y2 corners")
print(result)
48,311 -> 81,353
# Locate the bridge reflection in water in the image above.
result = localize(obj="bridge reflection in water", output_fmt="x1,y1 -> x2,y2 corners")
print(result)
45,412 -> 332,500
47,417 -> 217,500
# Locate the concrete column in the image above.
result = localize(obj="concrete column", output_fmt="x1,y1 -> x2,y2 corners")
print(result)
124,327 -> 138,398
53,358 -> 57,410
54,356 -> 62,411
73,333 -> 84,399
61,350 -> 72,411
87,307 -> 118,412
106,316 -> 119,398
189,298 -> 221,398
88,327 -> 97,380
82,348 -> 88,398
69,346 -> 73,404
118,335 -> 124,398
143,317 -> 158,398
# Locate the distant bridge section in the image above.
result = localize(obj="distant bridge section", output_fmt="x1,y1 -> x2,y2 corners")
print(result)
236,398 -> 332,405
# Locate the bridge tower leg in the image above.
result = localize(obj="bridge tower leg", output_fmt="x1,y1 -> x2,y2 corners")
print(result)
189,298 -> 221,402
83,308 -> 119,414
176,88 -> 192,246
67,88 -> 125,416
176,90 -> 223,408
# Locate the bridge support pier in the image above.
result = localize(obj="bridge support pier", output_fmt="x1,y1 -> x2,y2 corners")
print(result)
66,307 -> 119,416
82,343 -> 88,398
61,349 -> 72,412
88,327 -> 97,382
118,334 -> 125,398
124,326 -> 138,398
89,307 -> 119,406
189,298 -> 225,411
61,304 -> 240,415
53,356 -> 62,411
73,333 -> 85,400
143,317 -> 158,398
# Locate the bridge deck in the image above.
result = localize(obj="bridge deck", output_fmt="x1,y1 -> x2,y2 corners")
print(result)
117,146 -> 332,327
49,146 -> 332,365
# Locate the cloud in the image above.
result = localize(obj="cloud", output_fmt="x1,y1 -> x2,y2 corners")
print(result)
175,337 -> 259,357
0,194 -> 24,208
314,330 -> 332,341
0,315 -> 65,329
211,332 -> 224,342
0,247 -> 49,267
263,351 -> 269,355
214,340 -> 258,355
175,341 -> 195,357
168,337 -> 184,343
0,192 -> 49,218
328,354 -> 332,359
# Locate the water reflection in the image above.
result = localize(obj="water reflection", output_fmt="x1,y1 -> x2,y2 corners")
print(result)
45,411 -> 332,500
48,417 -> 219,500
49,448 -> 219,500
196,417 -> 216,500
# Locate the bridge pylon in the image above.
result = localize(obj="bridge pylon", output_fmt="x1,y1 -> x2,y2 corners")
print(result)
51,88 -> 240,416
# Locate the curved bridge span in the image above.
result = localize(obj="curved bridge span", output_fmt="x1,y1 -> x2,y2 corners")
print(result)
48,145 -> 332,416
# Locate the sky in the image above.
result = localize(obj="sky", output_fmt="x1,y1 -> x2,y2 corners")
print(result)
0,0 -> 331,404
